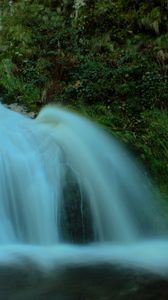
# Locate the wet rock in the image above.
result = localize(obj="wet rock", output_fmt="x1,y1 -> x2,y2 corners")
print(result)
4,103 -> 36,118
0,263 -> 167,300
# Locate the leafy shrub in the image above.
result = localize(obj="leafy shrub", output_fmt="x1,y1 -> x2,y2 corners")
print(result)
0,59 -> 40,104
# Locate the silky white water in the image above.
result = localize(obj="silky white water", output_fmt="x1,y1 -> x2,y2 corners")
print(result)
0,103 -> 168,277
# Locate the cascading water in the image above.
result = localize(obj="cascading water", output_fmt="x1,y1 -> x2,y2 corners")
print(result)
0,103 -> 168,299
1,103 -> 167,244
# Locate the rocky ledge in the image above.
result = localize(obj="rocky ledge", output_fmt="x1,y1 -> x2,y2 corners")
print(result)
4,103 -> 36,118
0,262 -> 168,300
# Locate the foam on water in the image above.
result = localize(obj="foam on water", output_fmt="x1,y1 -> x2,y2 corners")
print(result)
0,240 -> 168,276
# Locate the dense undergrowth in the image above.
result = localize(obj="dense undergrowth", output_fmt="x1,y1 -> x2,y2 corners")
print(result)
0,0 -> 167,196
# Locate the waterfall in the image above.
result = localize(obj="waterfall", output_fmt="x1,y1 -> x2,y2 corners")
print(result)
0,103 -> 167,246
0,105 -> 166,244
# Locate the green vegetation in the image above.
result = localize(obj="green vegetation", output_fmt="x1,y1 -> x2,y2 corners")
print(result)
0,0 -> 167,195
